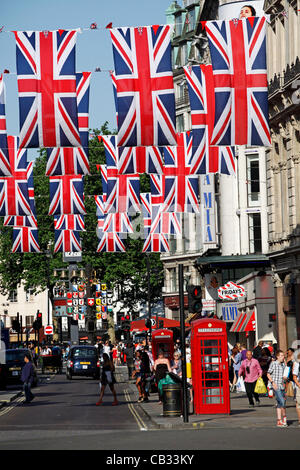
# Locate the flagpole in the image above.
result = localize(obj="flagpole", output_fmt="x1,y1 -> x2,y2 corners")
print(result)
179,264 -> 189,423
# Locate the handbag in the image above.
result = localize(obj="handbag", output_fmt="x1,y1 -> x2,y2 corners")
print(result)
254,377 -> 267,395
286,381 -> 294,398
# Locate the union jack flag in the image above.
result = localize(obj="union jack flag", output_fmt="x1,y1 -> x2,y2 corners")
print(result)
0,136 -> 33,216
162,133 -> 201,213
101,134 -> 164,175
45,72 -> 91,176
110,25 -> 176,147
54,214 -> 85,231
106,173 -> 141,214
14,29 -> 80,148
110,70 -> 118,124
184,64 -> 236,175
0,75 -> 11,176
49,174 -> 86,215
11,227 -> 41,253
95,194 -> 107,217
141,191 -> 181,237
96,230 -> 126,252
54,229 -> 82,253
204,17 -> 271,147
140,193 -> 170,252
3,160 -> 37,227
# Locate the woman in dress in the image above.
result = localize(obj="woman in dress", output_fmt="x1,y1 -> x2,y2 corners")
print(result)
96,353 -> 118,406
153,350 -> 172,404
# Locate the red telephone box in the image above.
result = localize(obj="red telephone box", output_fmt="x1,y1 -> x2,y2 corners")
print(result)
151,329 -> 174,362
191,318 -> 230,415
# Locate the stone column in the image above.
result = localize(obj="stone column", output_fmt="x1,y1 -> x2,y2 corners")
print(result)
272,273 -> 287,351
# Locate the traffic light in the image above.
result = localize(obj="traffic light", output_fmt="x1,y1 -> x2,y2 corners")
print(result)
121,314 -> 131,331
188,285 -> 202,314
33,310 -> 43,331
12,319 -> 21,333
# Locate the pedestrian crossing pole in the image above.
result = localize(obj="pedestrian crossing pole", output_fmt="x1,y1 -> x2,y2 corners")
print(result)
179,264 -> 189,423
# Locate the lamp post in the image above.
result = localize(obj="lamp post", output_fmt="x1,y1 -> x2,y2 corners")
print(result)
179,264 -> 189,423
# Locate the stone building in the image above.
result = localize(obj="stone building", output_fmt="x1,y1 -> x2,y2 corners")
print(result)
264,0 -> 300,349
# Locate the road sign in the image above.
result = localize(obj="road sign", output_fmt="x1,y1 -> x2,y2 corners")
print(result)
45,325 -> 53,335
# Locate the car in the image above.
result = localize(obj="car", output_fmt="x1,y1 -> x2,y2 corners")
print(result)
0,349 -> 38,390
66,345 -> 100,380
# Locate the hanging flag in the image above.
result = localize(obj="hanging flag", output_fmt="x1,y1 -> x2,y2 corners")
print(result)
140,192 -> 170,252
54,214 -> 85,231
0,136 -> 33,216
95,194 -> 107,218
0,75 -> 11,176
110,70 -> 118,124
54,229 -> 82,253
11,227 -> 41,253
204,17 -> 271,147
184,64 -> 236,175
141,191 -> 181,237
106,173 -> 141,214
49,174 -> 86,215
162,133 -> 201,213
14,29 -> 80,148
103,212 -> 134,234
46,72 -> 91,176
3,160 -> 37,227
110,25 -> 176,147
101,134 -> 164,175
96,231 -> 126,252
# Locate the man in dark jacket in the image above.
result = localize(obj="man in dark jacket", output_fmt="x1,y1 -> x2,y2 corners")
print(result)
21,352 -> 35,403
124,342 -> 134,380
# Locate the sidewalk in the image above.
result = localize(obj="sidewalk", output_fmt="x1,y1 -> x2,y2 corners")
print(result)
116,367 -> 300,430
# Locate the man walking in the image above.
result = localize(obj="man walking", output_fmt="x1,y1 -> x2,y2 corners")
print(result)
21,352 -> 35,404
292,352 -> 300,427
239,350 -> 262,407
267,350 -> 288,427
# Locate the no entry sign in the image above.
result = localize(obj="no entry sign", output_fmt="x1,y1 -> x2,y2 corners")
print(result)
45,325 -> 53,335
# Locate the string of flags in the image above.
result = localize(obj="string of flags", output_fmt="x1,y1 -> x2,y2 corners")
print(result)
0,15 -> 272,253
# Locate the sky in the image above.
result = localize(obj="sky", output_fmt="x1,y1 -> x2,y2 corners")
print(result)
0,0 -> 177,158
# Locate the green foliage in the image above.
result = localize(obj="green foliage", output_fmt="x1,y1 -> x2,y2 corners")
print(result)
0,124 -> 164,310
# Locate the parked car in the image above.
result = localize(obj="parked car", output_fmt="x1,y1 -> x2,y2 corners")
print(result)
66,345 -> 100,380
0,349 -> 38,390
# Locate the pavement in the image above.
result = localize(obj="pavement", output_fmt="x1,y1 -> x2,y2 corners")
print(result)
115,366 -> 300,430
1,366 -> 299,430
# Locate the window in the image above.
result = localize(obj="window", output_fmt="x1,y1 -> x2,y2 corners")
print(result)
8,290 -> 18,303
26,288 -> 35,302
26,316 -> 34,327
175,14 -> 182,37
247,154 -> 260,206
176,114 -> 185,132
249,213 -> 262,253
186,9 -> 196,32
169,268 -> 177,293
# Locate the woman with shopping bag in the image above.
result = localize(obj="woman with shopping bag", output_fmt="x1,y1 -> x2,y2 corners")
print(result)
238,350 -> 263,407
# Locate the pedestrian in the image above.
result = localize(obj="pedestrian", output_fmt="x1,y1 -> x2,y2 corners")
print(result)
153,350 -> 172,404
253,340 -> 264,359
140,350 -> 151,402
292,353 -> 300,427
258,347 -> 272,389
132,350 -> 143,402
21,352 -> 36,404
267,350 -> 288,427
231,346 -> 242,392
171,351 -> 182,377
96,353 -> 118,406
240,343 -> 247,361
238,350 -> 262,407
124,342 -> 135,380
112,344 -> 118,367
103,340 -> 110,357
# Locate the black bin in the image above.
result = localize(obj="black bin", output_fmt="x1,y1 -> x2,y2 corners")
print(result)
162,383 -> 182,417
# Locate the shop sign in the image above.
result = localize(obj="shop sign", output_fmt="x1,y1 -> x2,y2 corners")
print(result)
218,281 -> 246,300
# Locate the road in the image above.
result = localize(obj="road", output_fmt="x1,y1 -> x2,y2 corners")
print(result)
0,370 -> 299,452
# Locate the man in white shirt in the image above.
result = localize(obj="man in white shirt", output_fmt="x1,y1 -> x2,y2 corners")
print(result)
292,353 -> 300,427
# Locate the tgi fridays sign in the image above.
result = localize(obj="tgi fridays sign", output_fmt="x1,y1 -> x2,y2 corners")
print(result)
218,281 -> 246,300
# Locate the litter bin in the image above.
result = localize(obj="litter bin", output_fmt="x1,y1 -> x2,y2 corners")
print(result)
162,383 -> 182,417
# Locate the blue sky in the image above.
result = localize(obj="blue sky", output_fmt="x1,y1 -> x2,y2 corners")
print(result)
0,0 -> 176,157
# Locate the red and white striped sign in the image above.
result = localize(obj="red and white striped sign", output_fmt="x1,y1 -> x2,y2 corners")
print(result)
44,325 -> 53,335
218,281 -> 245,300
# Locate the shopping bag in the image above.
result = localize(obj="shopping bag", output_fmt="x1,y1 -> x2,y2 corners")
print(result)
236,376 -> 246,393
283,366 -> 290,380
254,377 -> 267,395
267,382 -> 274,398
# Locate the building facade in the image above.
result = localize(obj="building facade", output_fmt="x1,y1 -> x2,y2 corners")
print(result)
264,0 -> 300,350
162,0 -> 275,346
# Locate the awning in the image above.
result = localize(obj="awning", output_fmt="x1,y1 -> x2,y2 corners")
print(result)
230,310 -> 256,332
130,316 -> 182,332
